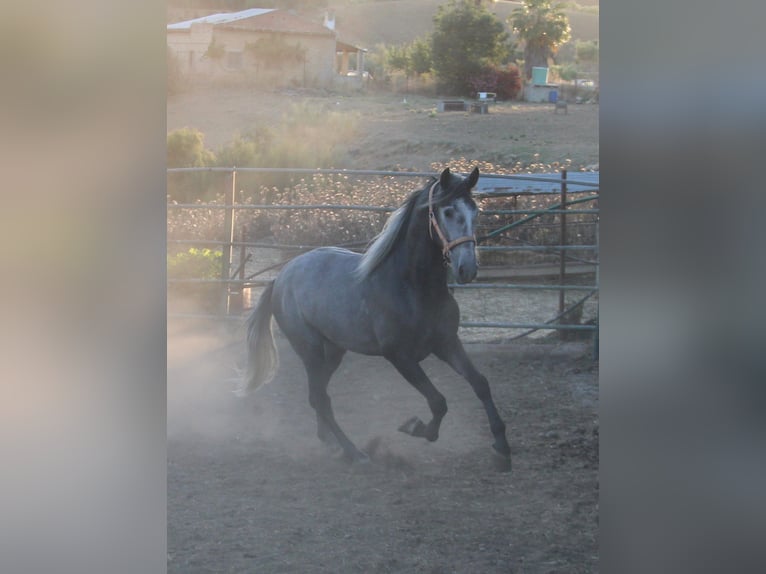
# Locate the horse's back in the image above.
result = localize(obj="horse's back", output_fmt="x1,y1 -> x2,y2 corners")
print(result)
275,247 -> 359,294
271,247 -> 381,354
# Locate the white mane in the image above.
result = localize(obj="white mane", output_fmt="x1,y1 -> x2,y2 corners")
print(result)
353,199 -> 414,280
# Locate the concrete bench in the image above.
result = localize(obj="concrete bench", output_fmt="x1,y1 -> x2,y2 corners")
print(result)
438,100 -> 467,112
471,101 -> 489,114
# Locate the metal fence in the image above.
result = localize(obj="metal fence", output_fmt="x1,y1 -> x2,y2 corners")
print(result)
167,167 -> 599,355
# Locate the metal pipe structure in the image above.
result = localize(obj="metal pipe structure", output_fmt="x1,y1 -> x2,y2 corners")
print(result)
168,167 -> 599,339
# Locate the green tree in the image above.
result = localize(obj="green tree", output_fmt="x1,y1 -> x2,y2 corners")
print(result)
167,128 -> 216,202
386,44 -> 411,77
509,0 -> 571,80
575,39 -> 599,65
215,135 -> 259,168
431,0 -> 510,95
167,128 -> 215,168
409,37 -> 432,76
385,39 -> 432,92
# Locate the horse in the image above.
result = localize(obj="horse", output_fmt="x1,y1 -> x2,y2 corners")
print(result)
241,167 -> 511,468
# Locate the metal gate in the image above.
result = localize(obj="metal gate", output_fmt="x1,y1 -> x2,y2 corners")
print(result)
167,167 -> 598,355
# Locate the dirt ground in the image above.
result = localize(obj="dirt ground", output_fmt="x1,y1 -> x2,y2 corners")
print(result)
167,85 -> 599,171
168,83 -> 599,572
168,321 -> 598,573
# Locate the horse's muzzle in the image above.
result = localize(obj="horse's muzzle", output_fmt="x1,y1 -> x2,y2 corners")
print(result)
453,249 -> 478,284
455,265 -> 477,284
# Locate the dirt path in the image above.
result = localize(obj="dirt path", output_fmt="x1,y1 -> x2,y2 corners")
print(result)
168,323 -> 598,573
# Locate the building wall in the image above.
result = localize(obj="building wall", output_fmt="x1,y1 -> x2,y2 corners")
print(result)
167,23 -> 216,76
167,24 -> 337,88
524,84 -> 559,103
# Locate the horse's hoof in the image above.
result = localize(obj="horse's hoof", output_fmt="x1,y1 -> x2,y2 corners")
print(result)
398,416 -> 426,437
341,448 -> 370,464
351,451 -> 370,464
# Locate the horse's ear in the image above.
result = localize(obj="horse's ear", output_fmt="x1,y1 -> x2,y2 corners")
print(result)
440,167 -> 451,189
467,166 -> 480,190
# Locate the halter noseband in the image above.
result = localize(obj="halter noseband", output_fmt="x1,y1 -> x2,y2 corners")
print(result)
428,181 -> 476,264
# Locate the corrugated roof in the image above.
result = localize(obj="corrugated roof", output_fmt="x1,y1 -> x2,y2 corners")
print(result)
224,10 -> 334,36
474,172 -> 599,195
167,8 -> 276,30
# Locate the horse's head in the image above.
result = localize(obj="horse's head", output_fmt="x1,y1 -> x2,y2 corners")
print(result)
429,167 -> 480,284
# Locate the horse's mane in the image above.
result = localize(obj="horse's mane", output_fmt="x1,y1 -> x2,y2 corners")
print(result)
353,178 -> 434,280
354,171 -> 476,280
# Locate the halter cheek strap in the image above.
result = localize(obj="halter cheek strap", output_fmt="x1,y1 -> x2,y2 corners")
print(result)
428,181 -> 476,263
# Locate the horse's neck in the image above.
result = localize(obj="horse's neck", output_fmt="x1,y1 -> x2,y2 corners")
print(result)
386,209 -> 448,290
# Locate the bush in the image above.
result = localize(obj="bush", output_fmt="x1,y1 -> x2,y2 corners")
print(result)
167,128 -> 215,168
167,128 -> 217,202
494,64 -> 522,100
167,248 -> 223,312
168,247 -> 222,278
215,135 -> 260,168
468,64 -> 522,100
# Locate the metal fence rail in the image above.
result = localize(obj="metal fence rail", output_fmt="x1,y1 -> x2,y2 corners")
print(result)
167,167 -> 599,353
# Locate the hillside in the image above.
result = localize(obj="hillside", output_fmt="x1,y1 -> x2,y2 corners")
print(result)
321,0 -> 599,49
166,1 -> 599,54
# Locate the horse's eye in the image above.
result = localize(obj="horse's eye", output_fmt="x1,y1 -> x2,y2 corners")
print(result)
443,207 -> 455,219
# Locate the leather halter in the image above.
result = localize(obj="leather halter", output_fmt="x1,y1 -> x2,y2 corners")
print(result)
428,181 -> 476,264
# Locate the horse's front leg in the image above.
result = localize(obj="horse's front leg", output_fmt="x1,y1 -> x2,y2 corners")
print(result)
387,355 -> 447,443
435,338 -> 511,467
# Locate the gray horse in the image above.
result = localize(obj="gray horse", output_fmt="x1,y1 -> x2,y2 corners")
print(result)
241,167 -> 511,468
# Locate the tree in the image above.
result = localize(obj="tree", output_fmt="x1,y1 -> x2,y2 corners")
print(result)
409,37 -> 432,77
575,39 -> 599,65
167,128 -> 215,168
385,38 -> 432,92
386,44 -> 411,77
509,0 -> 571,80
431,0 -> 510,95
167,128 -> 216,202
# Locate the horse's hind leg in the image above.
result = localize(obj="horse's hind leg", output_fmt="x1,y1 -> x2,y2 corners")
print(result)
435,338 -> 511,462
302,343 -> 368,462
387,356 -> 447,443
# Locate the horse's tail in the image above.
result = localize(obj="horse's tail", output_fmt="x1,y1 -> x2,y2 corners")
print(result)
239,281 -> 279,396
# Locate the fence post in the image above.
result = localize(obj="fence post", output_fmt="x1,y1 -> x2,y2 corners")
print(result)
558,169 -> 567,316
220,167 -> 236,315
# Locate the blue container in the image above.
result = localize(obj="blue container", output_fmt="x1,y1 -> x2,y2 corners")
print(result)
548,90 -> 558,103
531,66 -> 548,85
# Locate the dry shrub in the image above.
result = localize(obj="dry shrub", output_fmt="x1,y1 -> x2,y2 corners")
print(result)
244,174 -> 415,248
167,198 -> 226,253
168,158 -> 597,269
